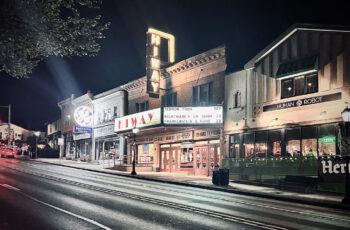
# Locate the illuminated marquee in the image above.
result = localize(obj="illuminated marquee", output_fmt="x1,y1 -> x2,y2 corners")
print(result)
164,106 -> 223,125
146,28 -> 175,98
74,106 -> 93,127
114,108 -> 161,132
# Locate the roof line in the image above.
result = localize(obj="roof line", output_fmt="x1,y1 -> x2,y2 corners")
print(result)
244,23 -> 350,69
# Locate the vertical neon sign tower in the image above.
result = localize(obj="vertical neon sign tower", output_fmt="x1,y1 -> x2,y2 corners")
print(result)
146,28 -> 175,98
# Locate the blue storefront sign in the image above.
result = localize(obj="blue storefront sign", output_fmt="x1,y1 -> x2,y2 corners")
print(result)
73,126 -> 92,134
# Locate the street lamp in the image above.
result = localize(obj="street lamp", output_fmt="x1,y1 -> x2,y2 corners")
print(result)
34,131 -> 40,159
131,128 -> 139,175
341,106 -> 350,204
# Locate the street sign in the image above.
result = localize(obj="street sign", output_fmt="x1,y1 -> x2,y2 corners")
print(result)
73,126 -> 92,134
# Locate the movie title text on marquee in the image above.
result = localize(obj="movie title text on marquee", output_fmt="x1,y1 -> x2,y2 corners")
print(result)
164,106 -> 223,125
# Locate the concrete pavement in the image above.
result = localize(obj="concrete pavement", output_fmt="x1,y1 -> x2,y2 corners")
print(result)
33,158 -> 348,210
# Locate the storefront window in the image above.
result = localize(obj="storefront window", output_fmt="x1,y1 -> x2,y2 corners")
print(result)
286,140 -> 300,157
244,144 -> 254,158
286,128 -> 301,157
255,143 -> 267,158
318,136 -> 336,156
268,130 -> 282,157
255,131 -> 267,158
318,124 -> 337,156
302,139 -> 317,157
243,133 -> 254,158
229,134 -> 240,158
182,148 -> 193,163
271,142 -> 281,157
137,144 -> 154,163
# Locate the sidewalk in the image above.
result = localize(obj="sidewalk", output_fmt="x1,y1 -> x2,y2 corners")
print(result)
34,158 -> 348,210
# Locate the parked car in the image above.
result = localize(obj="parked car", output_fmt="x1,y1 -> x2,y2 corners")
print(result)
0,146 -> 15,158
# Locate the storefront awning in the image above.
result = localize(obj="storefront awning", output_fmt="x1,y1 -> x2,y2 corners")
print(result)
275,55 -> 318,78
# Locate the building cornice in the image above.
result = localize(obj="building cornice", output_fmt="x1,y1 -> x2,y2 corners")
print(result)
164,45 -> 225,77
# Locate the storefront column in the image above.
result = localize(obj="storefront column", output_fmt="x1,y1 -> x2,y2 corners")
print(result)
91,132 -> 96,162
281,129 -> 286,157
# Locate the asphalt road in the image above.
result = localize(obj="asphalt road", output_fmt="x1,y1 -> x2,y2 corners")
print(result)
0,158 -> 350,230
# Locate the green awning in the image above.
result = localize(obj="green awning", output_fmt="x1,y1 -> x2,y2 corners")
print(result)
275,56 -> 318,78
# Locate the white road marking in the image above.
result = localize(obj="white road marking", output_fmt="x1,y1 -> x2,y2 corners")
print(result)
1,184 -> 20,191
0,183 -> 112,230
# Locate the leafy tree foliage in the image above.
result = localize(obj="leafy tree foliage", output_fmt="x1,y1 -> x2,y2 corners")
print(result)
0,0 -> 110,78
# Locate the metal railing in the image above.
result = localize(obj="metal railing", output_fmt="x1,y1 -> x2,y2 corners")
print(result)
99,154 -> 154,169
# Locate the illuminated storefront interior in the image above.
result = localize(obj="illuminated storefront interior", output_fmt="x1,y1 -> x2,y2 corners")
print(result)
229,123 -> 338,159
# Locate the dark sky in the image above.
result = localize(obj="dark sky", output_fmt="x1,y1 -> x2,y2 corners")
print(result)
0,0 -> 349,131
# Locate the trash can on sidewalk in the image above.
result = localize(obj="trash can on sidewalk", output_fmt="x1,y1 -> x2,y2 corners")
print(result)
212,170 -> 220,185
212,168 -> 229,186
219,168 -> 229,186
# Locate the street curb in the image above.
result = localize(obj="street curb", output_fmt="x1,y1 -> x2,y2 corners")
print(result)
33,159 -> 349,210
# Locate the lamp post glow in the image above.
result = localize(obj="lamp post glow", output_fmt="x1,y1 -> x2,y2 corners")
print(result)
341,106 -> 350,204
34,131 -> 40,159
131,128 -> 139,175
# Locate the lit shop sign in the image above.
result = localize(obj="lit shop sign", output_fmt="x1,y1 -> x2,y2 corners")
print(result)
146,28 -> 175,98
74,106 -> 93,127
318,157 -> 349,183
263,93 -> 341,112
321,136 -> 336,144
73,126 -> 92,134
164,106 -> 223,125
94,125 -> 115,138
73,133 -> 91,141
114,108 -> 161,132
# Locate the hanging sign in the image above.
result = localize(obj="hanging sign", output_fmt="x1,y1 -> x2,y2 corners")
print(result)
74,106 -> 93,127
146,28 -> 175,98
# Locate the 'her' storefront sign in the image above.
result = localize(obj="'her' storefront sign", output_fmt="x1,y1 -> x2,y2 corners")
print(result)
318,157 -> 349,183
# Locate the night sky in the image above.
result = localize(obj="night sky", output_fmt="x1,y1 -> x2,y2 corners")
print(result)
0,0 -> 349,131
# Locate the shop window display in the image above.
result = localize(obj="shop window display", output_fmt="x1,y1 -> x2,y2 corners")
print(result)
302,139 -> 317,157
244,144 -> 254,158
286,140 -> 300,157
318,136 -> 336,156
255,142 -> 267,158
271,141 -> 281,157
137,144 -> 154,163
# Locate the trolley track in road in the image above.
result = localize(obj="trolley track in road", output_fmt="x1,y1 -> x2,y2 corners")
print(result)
0,162 -> 288,230
15,160 -> 350,224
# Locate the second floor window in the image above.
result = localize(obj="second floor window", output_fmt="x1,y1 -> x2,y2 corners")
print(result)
193,82 -> 213,106
136,101 -> 149,112
162,93 -> 177,106
281,73 -> 318,99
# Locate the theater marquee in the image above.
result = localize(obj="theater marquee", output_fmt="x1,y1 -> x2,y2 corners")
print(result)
263,93 -> 341,112
164,106 -> 223,125
114,108 -> 161,132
